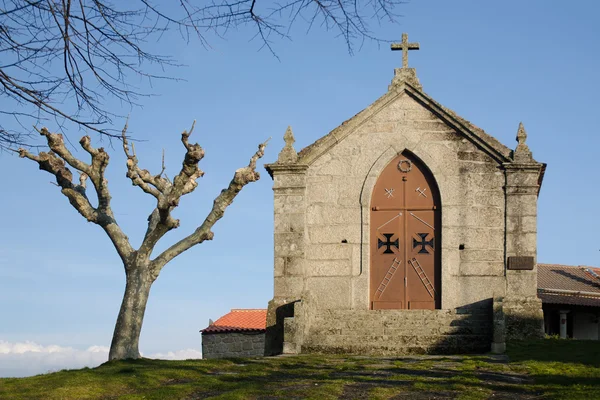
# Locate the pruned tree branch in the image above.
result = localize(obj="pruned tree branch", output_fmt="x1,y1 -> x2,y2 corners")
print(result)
150,137 -> 269,273
19,121 -> 268,278
123,122 -> 203,263
122,122 -> 164,200
19,127 -> 134,264
18,147 -> 98,222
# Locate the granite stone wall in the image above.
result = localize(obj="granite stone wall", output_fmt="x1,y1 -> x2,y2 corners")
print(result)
202,332 -> 265,359
265,71 -> 545,354
271,91 -> 509,312
305,94 -> 508,311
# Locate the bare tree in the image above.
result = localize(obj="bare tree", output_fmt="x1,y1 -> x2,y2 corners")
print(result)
1,0 -> 401,149
18,124 -> 268,360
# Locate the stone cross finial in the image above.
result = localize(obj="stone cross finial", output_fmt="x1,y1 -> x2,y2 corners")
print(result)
391,33 -> 420,68
513,122 -> 533,162
277,126 -> 298,164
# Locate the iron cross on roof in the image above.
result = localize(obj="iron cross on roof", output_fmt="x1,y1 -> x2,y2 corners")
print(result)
391,33 -> 420,68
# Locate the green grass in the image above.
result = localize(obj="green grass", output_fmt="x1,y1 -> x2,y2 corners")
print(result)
0,339 -> 598,399
506,339 -> 600,400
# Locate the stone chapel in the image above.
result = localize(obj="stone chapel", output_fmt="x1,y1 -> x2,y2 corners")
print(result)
263,34 -> 546,355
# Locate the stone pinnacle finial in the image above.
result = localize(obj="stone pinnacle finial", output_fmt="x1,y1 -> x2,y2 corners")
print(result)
284,125 -> 294,145
516,122 -> 527,144
513,122 -> 533,162
277,125 -> 298,164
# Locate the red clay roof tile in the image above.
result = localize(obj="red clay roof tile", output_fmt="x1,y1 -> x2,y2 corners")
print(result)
201,309 -> 267,334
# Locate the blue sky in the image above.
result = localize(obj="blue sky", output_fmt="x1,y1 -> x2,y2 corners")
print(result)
1,0 -> 599,377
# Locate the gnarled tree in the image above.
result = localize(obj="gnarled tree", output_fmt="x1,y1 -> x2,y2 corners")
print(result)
18,124 -> 268,360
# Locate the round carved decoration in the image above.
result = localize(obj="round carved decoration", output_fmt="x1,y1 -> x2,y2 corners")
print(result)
397,159 -> 412,173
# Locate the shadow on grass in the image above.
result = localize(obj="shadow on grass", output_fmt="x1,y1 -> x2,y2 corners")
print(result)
507,338 -> 600,367
212,359 -> 539,398
50,342 -> 600,399
97,356 -> 540,398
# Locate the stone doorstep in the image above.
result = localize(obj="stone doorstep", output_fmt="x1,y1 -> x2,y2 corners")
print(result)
312,311 -> 491,321
306,334 -> 491,348
384,326 -> 493,335
311,317 -> 494,326
311,317 -> 493,329
348,315 -> 491,323
315,309 -> 454,317
300,343 -> 491,356
311,320 -> 493,329
309,326 -> 493,336
314,308 -> 491,315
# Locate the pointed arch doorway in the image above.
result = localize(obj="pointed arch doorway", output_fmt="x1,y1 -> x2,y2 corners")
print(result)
370,151 -> 441,310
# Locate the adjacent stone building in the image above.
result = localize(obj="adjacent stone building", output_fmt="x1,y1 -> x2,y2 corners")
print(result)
201,309 -> 267,359
264,33 -> 546,355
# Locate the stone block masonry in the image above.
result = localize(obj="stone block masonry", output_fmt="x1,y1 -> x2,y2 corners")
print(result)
264,47 -> 546,355
202,332 -> 265,359
300,307 -> 494,355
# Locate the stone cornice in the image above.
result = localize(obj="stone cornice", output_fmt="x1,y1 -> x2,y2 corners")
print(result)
264,163 -> 308,179
502,162 -> 544,171
502,162 -> 545,196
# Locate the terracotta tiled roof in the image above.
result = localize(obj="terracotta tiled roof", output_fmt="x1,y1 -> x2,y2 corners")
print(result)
538,264 -> 600,293
537,264 -> 600,307
201,309 -> 267,334
538,292 -> 600,308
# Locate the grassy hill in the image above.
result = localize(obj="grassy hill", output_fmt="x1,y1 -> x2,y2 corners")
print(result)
0,339 -> 599,399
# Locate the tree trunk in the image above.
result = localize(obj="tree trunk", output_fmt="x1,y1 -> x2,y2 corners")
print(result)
109,265 -> 153,360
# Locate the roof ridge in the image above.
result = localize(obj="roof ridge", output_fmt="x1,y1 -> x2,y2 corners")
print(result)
292,82 -> 515,166
538,263 -> 582,268
538,263 -> 599,269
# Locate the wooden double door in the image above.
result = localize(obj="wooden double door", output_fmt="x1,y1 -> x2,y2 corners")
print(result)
370,152 -> 440,310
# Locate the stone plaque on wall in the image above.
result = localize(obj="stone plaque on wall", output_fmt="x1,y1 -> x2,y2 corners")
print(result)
507,256 -> 534,270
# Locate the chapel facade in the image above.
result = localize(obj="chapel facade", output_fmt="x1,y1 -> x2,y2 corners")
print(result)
264,34 -> 546,355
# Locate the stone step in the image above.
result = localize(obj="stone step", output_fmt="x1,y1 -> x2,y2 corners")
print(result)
313,316 -> 492,327
313,309 -> 491,318
309,324 -> 492,337
301,341 -> 490,356
319,314 -> 491,324
282,308 -> 493,357
311,316 -> 491,331
312,310 -> 491,324
304,334 -> 491,349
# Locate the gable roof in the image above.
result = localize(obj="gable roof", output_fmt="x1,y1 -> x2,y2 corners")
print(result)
201,309 -> 267,334
296,81 -> 515,166
538,264 -> 600,307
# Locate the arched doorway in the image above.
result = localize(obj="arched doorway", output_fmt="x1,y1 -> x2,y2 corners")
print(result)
370,151 -> 441,310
